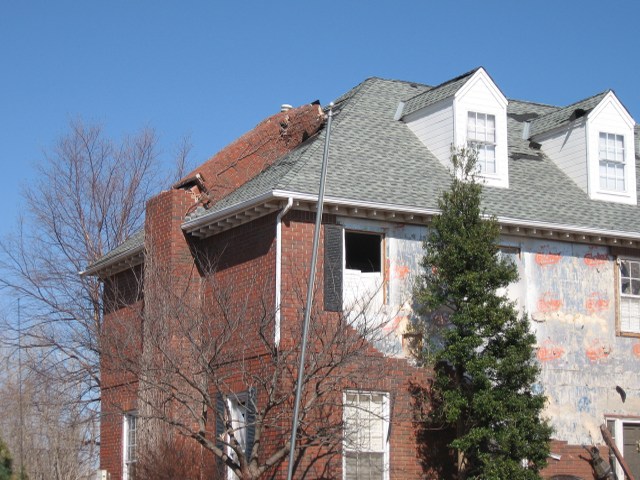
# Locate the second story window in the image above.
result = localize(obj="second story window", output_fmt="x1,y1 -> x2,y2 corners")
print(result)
467,111 -> 496,174
599,132 -> 625,192
619,258 -> 640,335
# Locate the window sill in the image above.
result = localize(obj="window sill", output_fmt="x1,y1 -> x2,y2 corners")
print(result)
616,330 -> 640,338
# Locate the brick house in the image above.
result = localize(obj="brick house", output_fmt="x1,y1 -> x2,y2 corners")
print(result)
88,68 -> 640,479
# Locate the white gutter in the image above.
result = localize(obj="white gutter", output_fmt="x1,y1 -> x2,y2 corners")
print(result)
274,197 -> 293,346
181,191 -> 276,233
271,190 -> 442,216
181,188 -> 640,244
272,189 -> 640,242
79,244 -> 145,277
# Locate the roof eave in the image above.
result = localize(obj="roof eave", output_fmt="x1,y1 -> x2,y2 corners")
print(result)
182,189 -> 640,248
80,244 -> 145,278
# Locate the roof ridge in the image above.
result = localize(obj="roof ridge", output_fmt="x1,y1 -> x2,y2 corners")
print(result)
430,67 -> 480,89
528,90 -> 610,138
276,78 -> 376,191
536,90 -> 610,118
508,98 -> 559,109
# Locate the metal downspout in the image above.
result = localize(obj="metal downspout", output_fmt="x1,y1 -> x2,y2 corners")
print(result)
275,196 -> 294,346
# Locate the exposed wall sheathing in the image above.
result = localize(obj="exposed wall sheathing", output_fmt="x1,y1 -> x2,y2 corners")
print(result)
340,218 -> 640,446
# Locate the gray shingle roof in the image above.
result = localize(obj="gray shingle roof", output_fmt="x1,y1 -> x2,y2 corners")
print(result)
197,77 -> 640,235
528,91 -> 609,137
91,75 -> 640,275
401,69 -> 477,118
82,229 -> 144,275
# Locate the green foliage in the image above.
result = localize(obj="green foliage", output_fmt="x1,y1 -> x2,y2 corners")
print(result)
0,437 -> 13,480
415,147 -> 552,479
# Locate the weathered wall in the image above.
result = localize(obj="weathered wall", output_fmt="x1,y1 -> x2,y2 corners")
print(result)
339,217 -> 640,449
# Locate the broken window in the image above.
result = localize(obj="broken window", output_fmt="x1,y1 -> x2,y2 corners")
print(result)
345,231 -> 382,273
343,231 -> 384,311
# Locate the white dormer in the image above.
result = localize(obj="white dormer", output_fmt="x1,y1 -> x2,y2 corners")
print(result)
587,92 -> 636,204
401,67 -> 509,188
530,91 -> 636,205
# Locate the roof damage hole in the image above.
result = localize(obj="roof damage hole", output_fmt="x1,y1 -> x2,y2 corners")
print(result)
345,231 -> 381,272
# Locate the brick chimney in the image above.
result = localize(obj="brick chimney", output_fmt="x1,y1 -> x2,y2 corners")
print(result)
175,103 -> 325,205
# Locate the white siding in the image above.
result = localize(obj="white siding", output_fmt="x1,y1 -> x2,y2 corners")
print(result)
455,73 -> 509,189
536,121 -> 588,192
405,98 -> 454,168
587,97 -> 637,204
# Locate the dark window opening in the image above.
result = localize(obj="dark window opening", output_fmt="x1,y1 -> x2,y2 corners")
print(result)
345,232 -> 382,273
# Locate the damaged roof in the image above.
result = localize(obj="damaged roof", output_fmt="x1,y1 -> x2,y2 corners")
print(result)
528,91 -> 609,138
90,73 -> 640,275
188,77 -> 640,234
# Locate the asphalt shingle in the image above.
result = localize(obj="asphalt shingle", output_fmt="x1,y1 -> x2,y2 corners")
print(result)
92,75 -> 640,273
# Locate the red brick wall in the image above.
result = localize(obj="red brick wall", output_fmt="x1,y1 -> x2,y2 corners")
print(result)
101,204 -> 600,480
100,274 -> 141,478
541,440 -> 605,479
276,211 -> 434,479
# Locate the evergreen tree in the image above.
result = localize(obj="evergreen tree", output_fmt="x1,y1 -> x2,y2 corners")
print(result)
0,436 -> 13,480
416,147 -> 551,479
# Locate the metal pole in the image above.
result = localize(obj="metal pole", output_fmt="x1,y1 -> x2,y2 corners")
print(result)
18,298 -> 24,479
286,103 -> 334,480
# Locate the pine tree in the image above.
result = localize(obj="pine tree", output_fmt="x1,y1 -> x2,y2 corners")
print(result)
416,147 -> 551,479
0,436 -> 13,480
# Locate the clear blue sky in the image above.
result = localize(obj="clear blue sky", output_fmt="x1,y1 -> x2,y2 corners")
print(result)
1,0 -> 639,243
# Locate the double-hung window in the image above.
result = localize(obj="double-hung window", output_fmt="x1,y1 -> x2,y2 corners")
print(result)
467,112 -> 496,174
123,412 -> 137,480
619,258 -> 640,334
599,132 -> 626,192
215,389 -> 256,480
343,391 -> 389,480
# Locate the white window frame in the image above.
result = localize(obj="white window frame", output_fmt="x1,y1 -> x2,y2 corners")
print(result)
606,417 -> 640,479
343,390 -> 390,480
617,257 -> 640,336
122,412 -> 137,480
343,229 -> 386,310
226,393 -> 250,480
599,132 -> 626,192
467,111 -> 497,175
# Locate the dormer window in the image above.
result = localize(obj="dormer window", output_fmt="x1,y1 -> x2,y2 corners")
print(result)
599,132 -> 625,192
467,112 -> 496,174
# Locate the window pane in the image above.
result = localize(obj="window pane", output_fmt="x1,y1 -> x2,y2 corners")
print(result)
621,261 -> 630,278
621,297 -> 640,333
622,279 -> 631,294
344,392 -> 387,479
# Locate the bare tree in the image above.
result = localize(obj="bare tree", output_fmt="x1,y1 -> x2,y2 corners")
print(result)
0,120 -> 184,476
0,346 -> 98,480
102,246 -> 397,480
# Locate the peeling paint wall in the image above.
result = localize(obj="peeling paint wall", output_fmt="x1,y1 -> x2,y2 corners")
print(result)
339,217 -> 640,446
518,237 -> 640,445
